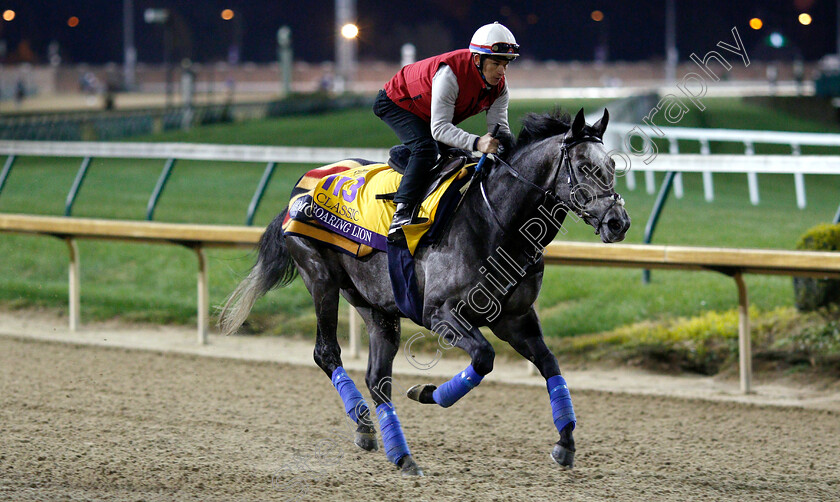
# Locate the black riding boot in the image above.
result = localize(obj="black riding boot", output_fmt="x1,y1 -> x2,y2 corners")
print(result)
388,202 -> 418,241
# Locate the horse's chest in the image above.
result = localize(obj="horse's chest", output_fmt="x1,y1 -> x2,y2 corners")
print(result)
420,251 -> 542,317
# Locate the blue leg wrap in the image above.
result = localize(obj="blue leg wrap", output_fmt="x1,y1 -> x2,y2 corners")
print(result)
547,374 -> 576,433
432,364 -> 483,408
376,403 -> 411,465
331,367 -> 371,424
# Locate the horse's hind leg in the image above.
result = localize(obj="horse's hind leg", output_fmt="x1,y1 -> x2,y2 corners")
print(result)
356,306 -> 423,476
290,239 -> 377,452
406,299 -> 496,408
490,308 -> 576,469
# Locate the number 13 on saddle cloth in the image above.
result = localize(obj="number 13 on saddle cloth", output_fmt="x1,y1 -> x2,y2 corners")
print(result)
282,159 -> 473,257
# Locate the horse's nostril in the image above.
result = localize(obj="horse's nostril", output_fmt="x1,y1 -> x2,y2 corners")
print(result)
608,219 -> 622,233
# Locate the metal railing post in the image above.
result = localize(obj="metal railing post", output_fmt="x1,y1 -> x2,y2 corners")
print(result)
700,139 -> 714,202
624,169 -> 637,191
65,238 -> 80,332
246,162 -> 277,225
791,144 -> 806,209
65,157 -> 93,216
0,155 -> 16,196
146,158 -> 177,221
669,139 -> 683,199
642,171 -> 677,284
734,271 -> 752,394
744,141 -> 760,206
644,170 -> 656,195
616,133 -> 635,191
194,246 -> 208,345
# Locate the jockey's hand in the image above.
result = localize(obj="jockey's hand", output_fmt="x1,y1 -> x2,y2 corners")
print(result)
476,133 -> 500,154
497,131 -> 515,160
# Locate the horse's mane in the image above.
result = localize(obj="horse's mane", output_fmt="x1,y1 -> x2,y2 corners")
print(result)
511,109 -> 571,155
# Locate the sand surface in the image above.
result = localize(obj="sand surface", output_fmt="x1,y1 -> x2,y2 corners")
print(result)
1,327 -> 838,501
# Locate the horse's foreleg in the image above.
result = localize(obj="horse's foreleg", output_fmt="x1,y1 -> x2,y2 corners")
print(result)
358,308 -> 423,476
490,308 -> 576,469
406,299 -> 495,408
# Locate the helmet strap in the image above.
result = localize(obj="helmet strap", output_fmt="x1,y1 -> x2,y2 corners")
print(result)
475,54 -> 491,87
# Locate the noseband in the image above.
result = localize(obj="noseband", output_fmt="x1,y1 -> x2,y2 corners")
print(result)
479,133 -> 623,236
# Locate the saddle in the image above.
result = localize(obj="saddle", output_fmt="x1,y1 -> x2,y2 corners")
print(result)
282,156 -> 478,324
383,145 -> 474,203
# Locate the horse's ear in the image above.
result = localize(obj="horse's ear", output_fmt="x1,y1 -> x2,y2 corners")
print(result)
592,108 -> 609,138
572,108 -> 586,137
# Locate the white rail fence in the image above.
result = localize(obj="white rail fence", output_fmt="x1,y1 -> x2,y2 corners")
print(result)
4,134 -> 839,225
607,123 -> 840,208
0,140 -> 390,164
4,136 -> 839,222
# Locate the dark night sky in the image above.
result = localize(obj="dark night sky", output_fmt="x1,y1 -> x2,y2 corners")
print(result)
0,1 -> 835,64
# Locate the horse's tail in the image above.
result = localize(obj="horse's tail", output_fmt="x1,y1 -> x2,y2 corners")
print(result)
218,208 -> 298,335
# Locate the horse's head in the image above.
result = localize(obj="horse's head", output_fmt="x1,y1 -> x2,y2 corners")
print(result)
511,108 -> 630,243
561,108 -> 631,243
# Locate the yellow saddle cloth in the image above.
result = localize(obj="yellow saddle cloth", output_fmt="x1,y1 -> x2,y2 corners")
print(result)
282,160 -> 471,256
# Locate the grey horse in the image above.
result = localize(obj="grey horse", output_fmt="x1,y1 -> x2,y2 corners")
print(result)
220,108 -> 630,476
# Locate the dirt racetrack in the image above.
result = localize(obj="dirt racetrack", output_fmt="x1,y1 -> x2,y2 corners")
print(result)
1,336 -> 838,502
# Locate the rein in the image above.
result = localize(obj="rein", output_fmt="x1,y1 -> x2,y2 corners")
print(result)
478,134 -> 623,238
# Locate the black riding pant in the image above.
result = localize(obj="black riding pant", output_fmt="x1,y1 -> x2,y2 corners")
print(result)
373,89 -> 438,205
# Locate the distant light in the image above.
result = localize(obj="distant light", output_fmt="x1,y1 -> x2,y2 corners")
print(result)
769,32 -> 784,48
2,10 -> 15,22
341,23 -> 359,39
221,9 -> 234,21
143,8 -> 169,24
526,13 -> 538,25
799,13 -> 812,26
591,10 -> 604,22
749,18 -> 763,30
67,16 -> 79,28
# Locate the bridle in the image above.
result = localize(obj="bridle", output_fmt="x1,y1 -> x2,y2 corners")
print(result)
479,132 -> 623,237
561,136 -> 624,231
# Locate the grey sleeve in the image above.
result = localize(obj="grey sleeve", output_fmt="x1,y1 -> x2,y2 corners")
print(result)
430,65 -> 481,151
485,85 -> 511,137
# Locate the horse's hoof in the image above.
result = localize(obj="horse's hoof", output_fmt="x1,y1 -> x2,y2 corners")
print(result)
551,441 -> 575,469
354,423 -> 378,452
398,455 -> 424,477
406,384 -> 437,404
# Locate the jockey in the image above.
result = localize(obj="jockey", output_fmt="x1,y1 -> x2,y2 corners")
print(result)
374,22 -> 518,241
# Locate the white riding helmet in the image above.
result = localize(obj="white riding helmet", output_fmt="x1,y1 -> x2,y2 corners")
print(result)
468,22 -> 520,60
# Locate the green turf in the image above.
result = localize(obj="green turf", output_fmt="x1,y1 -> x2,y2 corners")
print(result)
0,97 -> 838,338
127,98 -> 614,147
